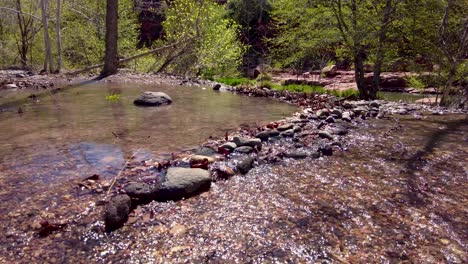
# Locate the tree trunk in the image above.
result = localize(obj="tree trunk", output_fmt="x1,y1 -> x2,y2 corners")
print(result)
55,0 -> 62,73
40,0 -> 54,73
440,63 -> 457,106
15,0 -> 29,67
101,0 -> 119,77
354,48 -> 368,100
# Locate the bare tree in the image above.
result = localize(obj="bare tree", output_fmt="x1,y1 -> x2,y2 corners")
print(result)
40,0 -> 53,73
55,0 -> 62,73
101,0 -> 119,77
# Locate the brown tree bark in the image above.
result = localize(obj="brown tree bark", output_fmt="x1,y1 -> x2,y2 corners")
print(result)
101,0 -> 119,77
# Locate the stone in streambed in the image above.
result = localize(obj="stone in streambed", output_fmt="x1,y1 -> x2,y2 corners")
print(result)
280,129 -> 295,138
237,156 -> 254,174
319,145 -> 333,156
284,151 -> 308,160
190,155 -> 217,164
105,194 -> 132,232
220,142 -> 237,151
318,131 -> 334,140
235,146 -> 254,154
233,137 -> 262,150
277,123 -> 294,131
134,91 -> 172,106
156,168 -> 211,201
124,182 -> 155,204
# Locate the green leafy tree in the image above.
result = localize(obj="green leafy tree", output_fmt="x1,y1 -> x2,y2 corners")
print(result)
160,0 -> 245,76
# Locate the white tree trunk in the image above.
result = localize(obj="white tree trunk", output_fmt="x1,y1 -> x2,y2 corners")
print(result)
40,0 -> 53,73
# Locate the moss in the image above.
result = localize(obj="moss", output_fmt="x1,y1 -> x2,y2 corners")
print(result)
216,77 -> 256,86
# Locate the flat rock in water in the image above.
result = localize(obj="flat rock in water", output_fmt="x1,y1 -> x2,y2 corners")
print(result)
233,137 -> 262,150
318,131 -> 334,140
134,91 -> 172,106
104,194 -> 132,232
157,168 -> 211,201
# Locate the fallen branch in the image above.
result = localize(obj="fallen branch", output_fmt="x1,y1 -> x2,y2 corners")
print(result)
68,39 -> 191,75
106,148 -> 141,196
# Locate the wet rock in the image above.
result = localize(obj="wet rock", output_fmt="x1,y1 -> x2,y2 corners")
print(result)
277,123 -> 294,131
194,146 -> 217,156
369,110 -> 379,117
332,109 -> 343,118
134,91 -> 172,106
124,182 -> 155,204
280,129 -> 295,137
325,116 -> 335,123
256,131 -> 271,141
157,168 -> 211,201
293,126 -> 302,133
331,127 -> 348,136
4,83 -> 18,89
318,131 -> 334,140
316,109 -> 330,118
190,155 -> 217,164
104,194 -> 132,232
268,130 -> 280,137
310,152 -> 321,159
308,114 -> 319,120
342,112 -> 352,122
319,144 -> 333,156
285,151 -> 308,160
213,84 -> 221,91
220,142 -> 237,151
370,101 -> 380,108
234,146 -> 254,154
233,137 -> 262,150
353,107 -> 367,115
236,156 -> 254,174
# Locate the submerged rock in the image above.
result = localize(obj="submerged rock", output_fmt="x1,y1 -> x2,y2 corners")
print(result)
237,156 -> 254,174
319,144 -> 333,156
284,151 -> 308,160
104,194 -> 132,232
134,91 -> 172,106
318,131 -> 334,140
157,168 -> 211,201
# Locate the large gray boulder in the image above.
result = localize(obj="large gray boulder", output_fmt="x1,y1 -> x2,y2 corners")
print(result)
157,168 -> 211,201
104,194 -> 132,232
134,91 -> 172,106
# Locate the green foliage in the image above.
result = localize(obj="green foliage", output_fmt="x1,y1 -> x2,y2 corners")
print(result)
216,77 -> 255,86
162,0 -> 245,76
276,84 -> 326,94
105,94 -> 121,101
406,76 -> 426,90
271,0 -> 339,71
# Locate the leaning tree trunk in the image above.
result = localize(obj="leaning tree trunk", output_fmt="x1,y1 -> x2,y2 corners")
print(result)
354,48 -> 368,100
40,0 -> 53,73
101,0 -> 119,77
55,0 -> 62,73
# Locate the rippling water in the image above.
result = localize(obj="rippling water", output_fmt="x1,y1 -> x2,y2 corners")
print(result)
1,94 -> 466,263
